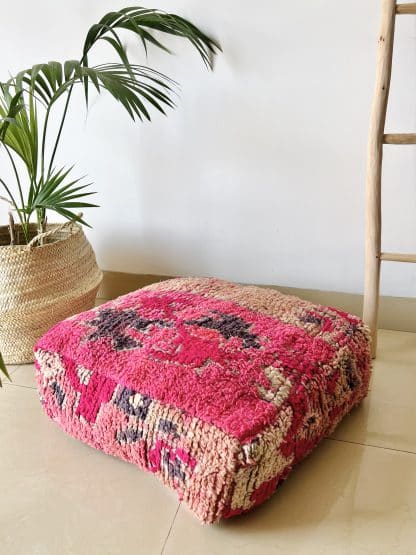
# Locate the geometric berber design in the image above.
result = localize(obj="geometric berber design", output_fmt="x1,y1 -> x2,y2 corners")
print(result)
34,277 -> 371,523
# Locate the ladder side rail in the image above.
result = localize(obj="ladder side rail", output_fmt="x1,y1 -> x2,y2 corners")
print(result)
363,0 -> 397,357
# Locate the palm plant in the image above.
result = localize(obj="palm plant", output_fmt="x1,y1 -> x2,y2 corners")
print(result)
0,6 -> 220,384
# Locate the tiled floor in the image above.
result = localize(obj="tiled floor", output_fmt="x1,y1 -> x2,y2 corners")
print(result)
2,329 -> 415,555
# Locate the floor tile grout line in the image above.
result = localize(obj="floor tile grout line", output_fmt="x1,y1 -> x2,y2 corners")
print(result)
6,366 -> 19,377
327,437 -> 416,457
160,502 -> 181,555
4,382 -> 37,391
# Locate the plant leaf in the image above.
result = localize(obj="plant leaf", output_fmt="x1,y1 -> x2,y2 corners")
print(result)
28,166 -> 98,227
0,83 -> 38,179
83,8 -> 221,67
0,351 -> 11,387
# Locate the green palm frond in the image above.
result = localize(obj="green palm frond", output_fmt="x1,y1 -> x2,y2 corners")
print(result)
88,63 -> 178,120
81,7 -> 220,107
83,7 -> 220,67
0,85 -> 24,141
27,166 -> 98,227
0,83 -> 38,179
15,61 -> 177,121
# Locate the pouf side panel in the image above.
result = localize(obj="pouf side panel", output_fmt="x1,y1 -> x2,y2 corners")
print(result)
35,349 -> 270,523
222,349 -> 371,518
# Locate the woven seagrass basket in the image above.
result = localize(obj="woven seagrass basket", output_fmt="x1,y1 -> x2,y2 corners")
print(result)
0,221 -> 102,364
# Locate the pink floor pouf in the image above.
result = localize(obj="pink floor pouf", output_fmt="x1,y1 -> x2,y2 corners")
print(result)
34,277 -> 371,524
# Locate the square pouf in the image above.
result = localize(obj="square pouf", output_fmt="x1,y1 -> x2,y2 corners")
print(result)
35,277 -> 371,523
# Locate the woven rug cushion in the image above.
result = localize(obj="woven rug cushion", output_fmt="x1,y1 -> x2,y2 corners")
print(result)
35,277 -> 371,523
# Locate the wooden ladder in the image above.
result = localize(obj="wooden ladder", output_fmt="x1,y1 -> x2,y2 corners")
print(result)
363,0 -> 416,356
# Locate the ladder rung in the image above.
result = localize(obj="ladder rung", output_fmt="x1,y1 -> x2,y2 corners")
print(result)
396,3 -> 416,14
384,133 -> 416,144
380,252 -> 416,263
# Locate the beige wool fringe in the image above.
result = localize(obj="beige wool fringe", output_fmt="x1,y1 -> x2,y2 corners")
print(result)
0,222 -> 102,364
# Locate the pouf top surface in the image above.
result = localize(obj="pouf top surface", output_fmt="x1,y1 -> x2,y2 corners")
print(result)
36,277 -> 368,442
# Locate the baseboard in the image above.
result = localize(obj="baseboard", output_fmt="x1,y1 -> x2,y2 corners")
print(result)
98,272 -> 170,299
98,271 -> 416,333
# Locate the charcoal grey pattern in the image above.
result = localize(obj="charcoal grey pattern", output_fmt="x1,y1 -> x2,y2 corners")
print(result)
84,307 -> 171,351
344,359 -> 359,390
116,427 -> 143,444
163,451 -> 186,481
114,387 -> 152,420
300,314 -> 323,325
158,419 -> 179,436
50,381 -> 65,408
185,310 -> 260,349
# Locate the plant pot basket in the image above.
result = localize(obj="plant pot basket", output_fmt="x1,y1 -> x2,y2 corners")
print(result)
0,222 -> 102,364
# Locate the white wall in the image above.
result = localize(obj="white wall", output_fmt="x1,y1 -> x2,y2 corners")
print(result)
1,0 -> 416,296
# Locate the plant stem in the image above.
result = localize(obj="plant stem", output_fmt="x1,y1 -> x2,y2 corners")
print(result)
8,211 -> 16,245
0,177 -> 29,241
47,42 -> 89,180
3,144 -> 30,239
41,104 -> 51,182
3,144 -> 25,215
47,86 -> 74,178
0,178 -> 19,214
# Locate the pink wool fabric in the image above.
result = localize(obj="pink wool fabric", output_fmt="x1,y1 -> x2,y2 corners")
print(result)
34,277 -> 371,523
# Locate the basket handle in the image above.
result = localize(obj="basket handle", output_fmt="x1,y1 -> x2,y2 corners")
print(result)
27,214 -> 82,250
